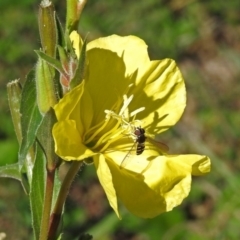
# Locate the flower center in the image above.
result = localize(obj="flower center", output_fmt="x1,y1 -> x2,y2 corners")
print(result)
83,94 -> 145,153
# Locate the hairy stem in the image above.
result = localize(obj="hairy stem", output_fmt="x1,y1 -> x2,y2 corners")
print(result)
39,168 -> 55,240
47,161 -> 83,239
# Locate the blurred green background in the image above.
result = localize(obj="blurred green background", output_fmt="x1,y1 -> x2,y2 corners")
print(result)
1,0 -> 240,239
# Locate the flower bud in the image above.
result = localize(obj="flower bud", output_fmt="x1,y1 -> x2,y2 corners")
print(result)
35,58 -> 57,114
7,79 -> 22,143
66,0 -> 87,33
38,0 -> 57,57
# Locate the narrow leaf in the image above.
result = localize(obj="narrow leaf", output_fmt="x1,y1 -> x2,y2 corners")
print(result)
70,38 -> 87,89
19,69 -> 43,169
37,108 -> 60,169
56,15 -> 65,48
0,163 -> 21,181
30,142 -> 46,240
0,163 -> 30,194
35,50 -> 65,76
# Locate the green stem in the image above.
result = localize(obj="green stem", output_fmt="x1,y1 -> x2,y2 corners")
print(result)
47,161 -> 83,239
39,168 -> 55,240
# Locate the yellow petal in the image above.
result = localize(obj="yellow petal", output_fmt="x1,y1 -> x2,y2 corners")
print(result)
54,83 -> 84,121
94,154 -> 121,218
52,120 -> 95,160
130,59 -> 186,134
104,157 -> 169,218
86,35 -> 186,134
85,35 -> 151,125
103,152 -> 210,218
85,47 -> 128,126
165,154 -> 211,176
88,35 -> 149,77
53,82 -> 93,137
69,31 -> 83,59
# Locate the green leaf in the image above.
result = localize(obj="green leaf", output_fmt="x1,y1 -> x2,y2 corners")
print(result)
0,163 -> 21,180
64,30 -> 76,57
0,162 -> 30,194
70,37 -> 87,89
56,15 -> 65,48
35,50 -> 66,76
57,45 -> 68,72
19,69 -> 43,169
30,142 -> 46,240
37,108 -> 60,169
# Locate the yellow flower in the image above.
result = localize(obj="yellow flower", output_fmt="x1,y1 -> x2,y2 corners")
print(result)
52,31 -> 211,218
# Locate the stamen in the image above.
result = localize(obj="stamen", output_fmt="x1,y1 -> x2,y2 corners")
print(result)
84,118 -> 110,144
85,98 -> 124,143
91,119 -> 122,150
119,94 -> 133,117
105,94 -> 145,131
130,107 -> 145,117
88,94 -> 146,153
98,131 -> 129,153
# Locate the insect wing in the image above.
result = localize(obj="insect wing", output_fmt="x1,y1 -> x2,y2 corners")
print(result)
120,141 -> 137,169
147,137 -> 169,152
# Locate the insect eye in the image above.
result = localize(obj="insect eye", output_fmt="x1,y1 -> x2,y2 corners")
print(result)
134,127 -> 145,135
134,129 -> 140,135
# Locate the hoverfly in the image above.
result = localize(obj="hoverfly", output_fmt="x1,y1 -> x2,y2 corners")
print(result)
120,127 -> 169,169
134,127 -> 147,155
